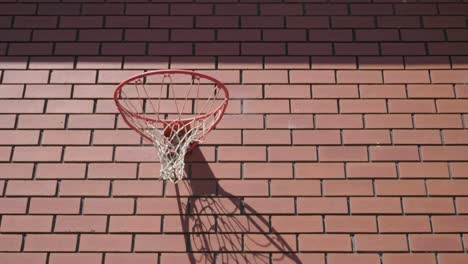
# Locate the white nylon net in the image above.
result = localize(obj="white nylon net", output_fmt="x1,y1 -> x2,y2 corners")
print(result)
116,72 -> 227,183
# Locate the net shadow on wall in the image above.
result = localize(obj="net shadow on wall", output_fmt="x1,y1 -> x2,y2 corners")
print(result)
171,148 -> 302,264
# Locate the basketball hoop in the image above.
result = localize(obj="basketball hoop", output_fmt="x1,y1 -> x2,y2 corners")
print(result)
114,70 -> 229,183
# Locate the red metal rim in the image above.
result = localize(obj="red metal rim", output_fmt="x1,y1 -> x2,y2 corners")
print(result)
114,69 -> 229,143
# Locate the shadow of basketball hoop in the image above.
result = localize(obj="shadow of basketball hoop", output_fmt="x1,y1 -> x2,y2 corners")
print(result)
170,148 -> 303,264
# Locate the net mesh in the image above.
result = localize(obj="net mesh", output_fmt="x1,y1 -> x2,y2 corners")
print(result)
115,72 -> 227,183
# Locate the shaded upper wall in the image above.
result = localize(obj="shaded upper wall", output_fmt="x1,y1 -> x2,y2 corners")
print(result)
0,0 -> 467,68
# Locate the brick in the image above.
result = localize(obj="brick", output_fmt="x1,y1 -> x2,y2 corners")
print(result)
399,163 -> 449,178
197,16 -> 237,28
315,114 -> 363,129
271,216 -> 323,233
347,163 -> 397,179
382,43 -> 426,56
326,216 -> 377,233
356,29 -> 399,41
0,115 -> 15,128
422,146 -> 468,161
432,216 -> 468,233
30,198 -> 80,214
93,130 -> 140,145
370,146 -> 419,161
60,16 -> 102,28
379,216 -> 431,233
242,70 -> 288,84
384,70 -> 430,83
25,235 -> 77,252
190,163 -> 240,180
218,180 -> 268,197
244,163 -> 292,179
245,233 -> 296,252
218,146 -> 265,161
437,99 -> 468,113
299,197 -> 348,214
443,130 -> 468,144
0,99 -> 44,113
431,70 -> 468,83
55,43 -> 99,55
105,254 -> 157,264
271,180 -> 321,196
244,198 -> 294,214
287,16 -> 328,29
102,43 -> 146,55
319,146 -> 367,161
0,198 -> 27,214
135,235 -> 186,252
309,30 -> 352,42
55,216 -> 107,233
18,114 -> 65,129
68,114 -> 115,129
355,235 -> 408,252
150,16 -> 192,28
336,43 -> 379,56
376,180 -> 426,196
109,216 -> 161,233
337,71 -> 382,83
351,197 -> 402,214
438,254 -> 468,264
292,100 -> 337,113
244,130 -> 290,145
264,84 -> 310,98
25,84 -> 71,98
42,130 -> 90,145
6,180 -> 57,196
243,100 -> 288,113
0,163 -> 33,179
114,146 -> 161,162
113,180 -> 162,196
452,163 -> 468,178
127,4 -> 168,15
0,254 -> 46,264
344,130 -> 391,145
324,180 -> 373,196
427,180 -> 468,196
341,99 -> 387,113
88,163 -> 136,179
410,235 -> 462,252
290,70 -> 335,84
406,56 -> 451,70
195,43 -> 239,56
414,114 -> 462,128
83,198 -> 134,214
269,146 -> 317,161
332,16 -> 374,28
266,114 -> 314,129
60,180 -> 110,196
0,84 -> 23,98
65,147 -> 113,162
378,16 -> 420,28
0,147 -> 11,161
365,114 -> 412,128
403,197 -> 455,214
216,215 -> 267,233
46,100 -> 93,113
360,56 -> 405,69
49,254 -> 101,264
328,254 -> 380,264
80,235 -> 131,252
50,70 -> 96,83
0,215 -> 52,232
393,130 -> 441,144
312,85 -> 358,99
36,164 -> 85,179
9,43 -> 52,56
300,235 -> 351,252
295,163 -> 345,179
0,235 -> 22,251
294,130 -> 340,145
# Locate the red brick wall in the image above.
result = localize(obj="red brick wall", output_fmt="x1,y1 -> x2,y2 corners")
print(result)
0,0 -> 468,263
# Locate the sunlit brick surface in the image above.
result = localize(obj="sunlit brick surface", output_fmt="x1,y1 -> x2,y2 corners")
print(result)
0,0 -> 468,263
